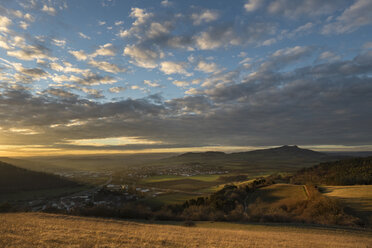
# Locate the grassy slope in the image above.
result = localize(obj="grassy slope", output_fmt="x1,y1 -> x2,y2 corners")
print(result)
253,184 -> 309,203
1,213 -> 371,248
321,185 -> 372,216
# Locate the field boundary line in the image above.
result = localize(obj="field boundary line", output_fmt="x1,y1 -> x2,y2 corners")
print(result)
303,185 -> 310,199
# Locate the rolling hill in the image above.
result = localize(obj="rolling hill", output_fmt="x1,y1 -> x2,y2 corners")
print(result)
0,161 -> 79,195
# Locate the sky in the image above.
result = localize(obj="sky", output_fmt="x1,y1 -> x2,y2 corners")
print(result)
0,0 -> 372,156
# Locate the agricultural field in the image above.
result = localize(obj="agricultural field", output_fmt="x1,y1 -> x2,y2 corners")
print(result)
140,174 -> 223,192
1,212 -> 371,248
248,183 -> 309,204
321,185 -> 372,216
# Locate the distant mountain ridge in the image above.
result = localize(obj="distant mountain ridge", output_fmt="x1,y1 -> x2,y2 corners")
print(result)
159,145 -> 346,172
175,145 -> 330,161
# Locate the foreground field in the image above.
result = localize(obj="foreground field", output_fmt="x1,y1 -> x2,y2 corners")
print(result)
1,213 -> 372,248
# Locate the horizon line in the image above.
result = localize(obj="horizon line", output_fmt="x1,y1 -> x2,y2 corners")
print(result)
1,144 -> 372,157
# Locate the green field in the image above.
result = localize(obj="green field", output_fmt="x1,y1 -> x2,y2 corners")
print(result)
321,185 -> 372,216
140,174 -> 226,194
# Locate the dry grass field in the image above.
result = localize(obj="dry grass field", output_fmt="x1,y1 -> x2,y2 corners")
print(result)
246,184 -> 308,206
1,212 -> 372,248
321,185 -> 372,214
258,184 -> 308,201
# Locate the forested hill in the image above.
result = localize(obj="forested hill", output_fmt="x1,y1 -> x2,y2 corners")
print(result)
0,161 -> 79,194
290,156 -> 372,185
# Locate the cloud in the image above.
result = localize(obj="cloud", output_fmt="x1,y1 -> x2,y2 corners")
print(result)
0,16 -> 12,33
159,61 -> 190,75
293,22 -> 314,33
130,7 -> 153,26
50,74 -> 82,84
2,61 -> 49,83
0,36 -> 11,49
317,51 -> 341,62
196,61 -> 219,73
69,44 -> 115,62
115,21 -> 123,26
69,50 -> 88,61
172,80 -> 189,87
76,72 -> 117,86
81,87 -> 104,98
259,46 -> 313,71
123,44 -> 162,68
267,0 -> 348,18
91,43 -> 116,57
24,13 -> 34,22
147,22 -> 172,39
19,67 -> 47,79
161,0 -> 172,7
49,62 -> 89,74
117,7 -> 154,38
322,0 -> 372,34
45,88 -> 77,99
78,32 -> 91,39
191,9 -> 219,25
144,80 -> 160,87
10,9 -> 23,18
19,21 -> 29,30
52,39 -> 66,47
194,28 -> 232,50
88,60 -> 127,74
244,0 -> 262,12
7,44 -> 56,61
109,86 -> 126,93
185,87 -> 200,95
261,38 -> 276,46
41,5 -> 56,15
194,22 -> 276,50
